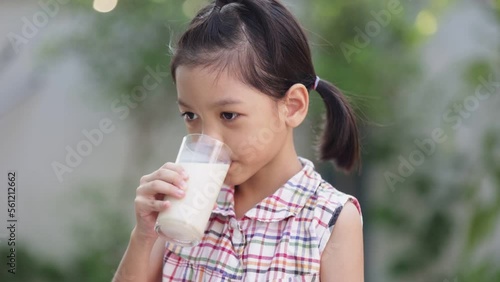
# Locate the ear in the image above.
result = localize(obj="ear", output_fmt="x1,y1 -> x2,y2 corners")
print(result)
283,83 -> 309,128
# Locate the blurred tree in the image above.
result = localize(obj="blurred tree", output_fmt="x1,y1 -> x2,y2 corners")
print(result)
0,246 -> 66,281
30,0 -> 500,281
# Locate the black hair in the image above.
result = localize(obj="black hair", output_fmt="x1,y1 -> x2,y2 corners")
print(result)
170,0 -> 360,171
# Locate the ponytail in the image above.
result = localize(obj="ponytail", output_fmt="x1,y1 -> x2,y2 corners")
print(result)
314,78 -> 360,172
170,0 -> 360,171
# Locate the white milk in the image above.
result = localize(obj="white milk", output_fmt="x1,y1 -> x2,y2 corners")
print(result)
156,162 -> 230,246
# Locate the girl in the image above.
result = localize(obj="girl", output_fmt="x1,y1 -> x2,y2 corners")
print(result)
114,0 -> 363,281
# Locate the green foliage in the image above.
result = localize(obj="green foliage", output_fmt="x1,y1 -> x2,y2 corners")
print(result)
24,0 -> 500,281
467,204 -> 499,252
0,247 -> 66,281
0,183 -> 132,282
391,210 -> 453,275
457,258 -> 500,282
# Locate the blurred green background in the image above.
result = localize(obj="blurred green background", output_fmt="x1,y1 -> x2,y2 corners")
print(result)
0,0 -> 499,281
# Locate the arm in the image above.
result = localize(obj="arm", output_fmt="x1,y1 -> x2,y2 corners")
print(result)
113,227 -> 164,282
320,201 -> 364,282
113,162 -> 187,282
148,236 -> 168,281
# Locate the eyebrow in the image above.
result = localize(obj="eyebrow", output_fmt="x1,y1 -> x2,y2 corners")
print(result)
176,99 -> 192,108
177,98 -> 243,108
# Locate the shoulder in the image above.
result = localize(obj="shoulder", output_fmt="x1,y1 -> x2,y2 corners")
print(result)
317,180 -> 361,209
320,199 -> 364,281
295,157 -> 362,226
311,179 -> 362,224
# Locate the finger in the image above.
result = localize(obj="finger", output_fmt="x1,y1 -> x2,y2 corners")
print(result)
161,162 -> 189,179
140,168 -> 187,189
137,180 -> 186,199
135,197 -> 171,213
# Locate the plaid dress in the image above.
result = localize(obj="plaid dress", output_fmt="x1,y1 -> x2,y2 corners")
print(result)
162,157 -> 362,281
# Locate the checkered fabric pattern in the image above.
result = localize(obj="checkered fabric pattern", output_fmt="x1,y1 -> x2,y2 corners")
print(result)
162,157 -> 362,281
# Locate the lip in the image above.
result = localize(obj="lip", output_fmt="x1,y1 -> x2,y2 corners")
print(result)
227,161 -> 236,170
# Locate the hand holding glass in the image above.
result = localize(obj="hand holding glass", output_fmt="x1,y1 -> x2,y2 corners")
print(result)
155,134 -> 231,247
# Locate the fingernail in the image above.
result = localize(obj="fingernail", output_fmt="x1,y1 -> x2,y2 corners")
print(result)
182,171 -> 189,179
180,181 -> 188,189
176,189 -> 185,197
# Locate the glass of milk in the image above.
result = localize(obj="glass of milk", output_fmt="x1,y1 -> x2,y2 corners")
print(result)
155,134 -> 231,247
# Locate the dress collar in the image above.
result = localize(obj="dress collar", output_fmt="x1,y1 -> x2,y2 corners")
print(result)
212,157 -> 322,222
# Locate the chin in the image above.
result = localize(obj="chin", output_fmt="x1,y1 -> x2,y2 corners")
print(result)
223,162 -> 248,187
223,174 -> 241,187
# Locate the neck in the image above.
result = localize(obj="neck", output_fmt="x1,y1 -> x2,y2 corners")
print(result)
233,134 -> 302,219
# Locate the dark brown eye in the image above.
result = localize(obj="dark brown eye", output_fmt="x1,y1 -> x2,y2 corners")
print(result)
220,112 -> 239,121
180,112 -> 198,121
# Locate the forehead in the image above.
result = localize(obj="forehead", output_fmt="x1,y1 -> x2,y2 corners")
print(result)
175,65 -> 272,106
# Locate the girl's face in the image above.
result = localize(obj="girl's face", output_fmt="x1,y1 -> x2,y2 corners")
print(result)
175,65 -> 289,186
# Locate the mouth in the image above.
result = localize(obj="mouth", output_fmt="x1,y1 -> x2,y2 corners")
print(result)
227,161 -> 237,173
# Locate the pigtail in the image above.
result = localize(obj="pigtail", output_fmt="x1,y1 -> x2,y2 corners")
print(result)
171,0 -> 360,172
314,79 -> 360,172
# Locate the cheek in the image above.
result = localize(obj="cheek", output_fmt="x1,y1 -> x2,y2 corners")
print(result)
185,122 -> 201,134
234,119 -> 286,157
224,162 -> 250,186
225,110 -> 286,159
250,117 -> 287,151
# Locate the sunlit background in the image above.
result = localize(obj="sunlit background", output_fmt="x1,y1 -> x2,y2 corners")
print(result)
0,0 -> 499,281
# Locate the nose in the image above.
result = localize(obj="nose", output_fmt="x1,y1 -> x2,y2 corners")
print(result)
200,125 -> 232,160
201,125 -> 224,143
